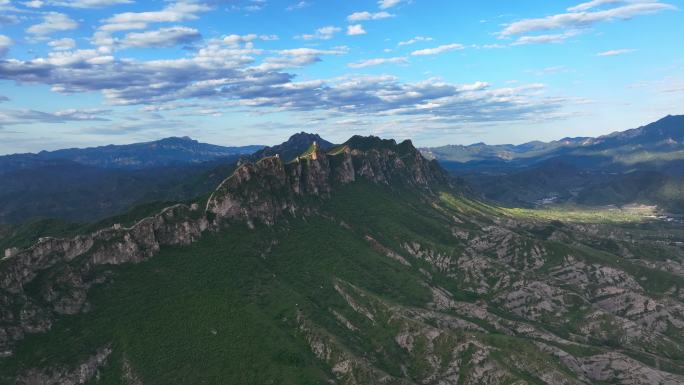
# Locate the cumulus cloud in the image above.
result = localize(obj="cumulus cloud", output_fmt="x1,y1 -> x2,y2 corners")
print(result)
256,46 -> 348,70
411,43 -> 464,56
596,48 -> 636,56
99,0 -> 210,32
241,76 -> 562,124
348,56 -> 407,68
501,1 -> 675,37
120,26 -> 201,48
347,11 -> 393,22
48,37 -> 76,50
224,33 -> 278,46
0,35 -> 11,57
378,0 -> 402,9
398,36 -> 433,46
297,26 -> 341,40
0,35 -> 564,125
23,0 -> 44,7
27,12 -> 78,36
347,24 -> 367,36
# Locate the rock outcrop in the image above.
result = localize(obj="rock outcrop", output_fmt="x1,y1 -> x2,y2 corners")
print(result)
206,138 -> 447,228
0,136 -> 448,356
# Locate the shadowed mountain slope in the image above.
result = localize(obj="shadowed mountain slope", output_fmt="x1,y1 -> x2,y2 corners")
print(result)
426,115 -> 684,212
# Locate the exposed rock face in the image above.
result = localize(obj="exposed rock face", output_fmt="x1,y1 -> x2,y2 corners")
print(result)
0,136 -> 448,357
16,346 -> 112,385
0,203 -> 210,355
205,139 -> 448,228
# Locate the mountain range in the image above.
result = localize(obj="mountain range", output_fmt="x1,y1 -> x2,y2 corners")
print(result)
0,137 -> 262,171
0,137 -> 266,225
424,115 -> 684,213
0,132 -> 683,384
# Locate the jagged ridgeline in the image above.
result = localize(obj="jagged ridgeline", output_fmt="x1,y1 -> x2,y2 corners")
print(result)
1,136 -> 684,384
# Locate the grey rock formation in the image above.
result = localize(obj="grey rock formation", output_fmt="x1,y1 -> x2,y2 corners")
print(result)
0,138 -> 447,357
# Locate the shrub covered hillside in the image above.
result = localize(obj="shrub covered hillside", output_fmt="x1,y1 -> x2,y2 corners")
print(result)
1,136 -> 684,385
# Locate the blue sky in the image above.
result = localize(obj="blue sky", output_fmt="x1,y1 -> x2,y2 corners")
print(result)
0,0 -> 682,153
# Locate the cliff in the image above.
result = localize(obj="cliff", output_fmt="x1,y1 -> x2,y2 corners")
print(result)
0,136 -> 449,357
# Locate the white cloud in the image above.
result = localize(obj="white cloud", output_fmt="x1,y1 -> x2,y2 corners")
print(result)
120,26 -> 201,48
297,25 -> 341,40
227,0 -> 267,13
27,12 -> 78,36
398,36 -> 432,46
568,0 -> 626,12
286,1 -> 309,11
0,35 -> 11,57
481,44 -> 506,49
23,0 -> 44,8
48,37 -> 76,50
55,0 -> 132,7
0,30 -> 565,126
30,0 -> 132,8
411,43 -> 464,56
596,48 -> 636,56
100,0 -> 210,32
347,11 -> 393,22
511,31 -> 580,45
347,24 -> 367,36
348,56 -> 407,68
278,47 -> 348,57
501,2 -> 676,36
378,0 -> 402,9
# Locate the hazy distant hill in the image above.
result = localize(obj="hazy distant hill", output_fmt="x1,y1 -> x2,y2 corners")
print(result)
0,137 -> 264,224
0,136 -> 262,171
425,115 -> 684,212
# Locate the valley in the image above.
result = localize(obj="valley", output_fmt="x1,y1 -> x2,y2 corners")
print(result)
0,136 -> 683,385
424,115 -> 684,215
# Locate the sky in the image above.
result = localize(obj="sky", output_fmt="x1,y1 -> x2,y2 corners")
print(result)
0,0 -> 682,154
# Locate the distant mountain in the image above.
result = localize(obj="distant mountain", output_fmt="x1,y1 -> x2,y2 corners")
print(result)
425,115 -> 684,212
0,137 -> 266,225
3,134 -> 684,384
249,132 -> 335,162
0,136 -> 263,171
589,114 -> 684,147
422,137 -> 590,163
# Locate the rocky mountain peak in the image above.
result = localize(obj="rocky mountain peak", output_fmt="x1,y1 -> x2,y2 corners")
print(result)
0,134 -> 451,357
286,132 -> 328,146
249,132 -> 334,162
206,135 -> 449,227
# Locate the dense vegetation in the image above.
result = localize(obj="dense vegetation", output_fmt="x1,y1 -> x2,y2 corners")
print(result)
427,115 -> 684,214
2,178 -> 684,384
